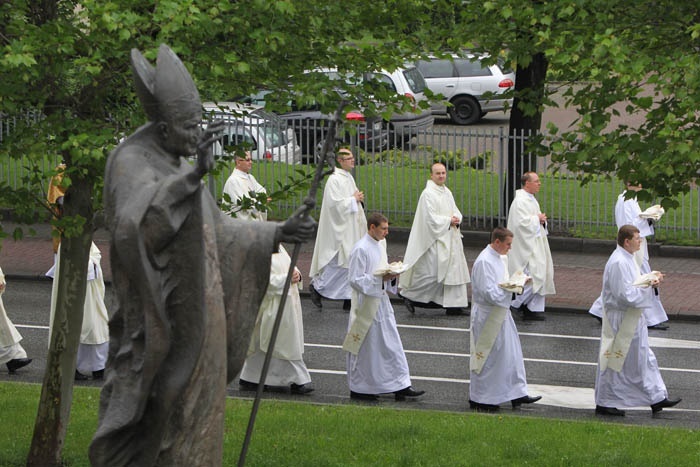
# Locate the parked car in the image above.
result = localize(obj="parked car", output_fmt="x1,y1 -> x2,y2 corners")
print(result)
316,66 -> 435,146
416,54 -> 515,125
241,90 -> 388,163
202,103 -> 303,164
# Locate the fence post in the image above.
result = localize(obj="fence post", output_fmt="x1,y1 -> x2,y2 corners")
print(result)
498,126 -> 506,225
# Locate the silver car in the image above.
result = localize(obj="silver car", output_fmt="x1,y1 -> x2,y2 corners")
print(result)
416,54 -> 515,125
203,103 -> 303,164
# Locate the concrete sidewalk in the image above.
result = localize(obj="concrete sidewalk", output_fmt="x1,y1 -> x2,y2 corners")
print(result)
1,222 -> 699,320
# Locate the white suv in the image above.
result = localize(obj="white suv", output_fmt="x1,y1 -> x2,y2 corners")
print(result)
416,54 -> 515,125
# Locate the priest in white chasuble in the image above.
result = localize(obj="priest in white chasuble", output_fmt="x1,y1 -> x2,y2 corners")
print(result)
399,162 -> 470,316
308,147 -> 366,310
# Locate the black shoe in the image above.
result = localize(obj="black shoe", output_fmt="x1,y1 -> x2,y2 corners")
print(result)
6,358 -> 32,374
343,300 -> 351,312
523,310 -> 546,321
648,323 -> 669,331
403,297 -> 416,314
469,399 -> 499,412
350,391 -> 378,401
309,283 -> 323,309
239,379 -> 259,391
445,307 -> 466,316
290,383 -> 314,395
511,395 -> 542,408
92,369 -> 105,380
509,305 -> 522,314
651,397 -> 681,413
595,405 -> 626,416
394,386 -> 425,401
74,370 -> 89,381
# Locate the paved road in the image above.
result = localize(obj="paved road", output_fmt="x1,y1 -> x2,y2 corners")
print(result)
3,279 -> 698,430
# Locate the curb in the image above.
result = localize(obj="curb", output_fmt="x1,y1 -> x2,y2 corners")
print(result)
389,227 -> 700,258
296,292 -> 700,322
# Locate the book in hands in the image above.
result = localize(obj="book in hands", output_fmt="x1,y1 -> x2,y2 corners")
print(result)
633,271 -> 662,287
639,205 -> 665,221
499,270 -> 531,294
374,261 -> 409,276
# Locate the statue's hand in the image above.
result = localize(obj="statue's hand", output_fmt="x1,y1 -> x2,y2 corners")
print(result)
277,214 -> 317,244
196,120 -> 226,176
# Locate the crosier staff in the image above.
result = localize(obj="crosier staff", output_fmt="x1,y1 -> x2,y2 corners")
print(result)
237,101 -> 347,467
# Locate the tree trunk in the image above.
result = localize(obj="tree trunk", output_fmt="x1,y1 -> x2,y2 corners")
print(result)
503,52 -> 549,221
27,174 -> 94,467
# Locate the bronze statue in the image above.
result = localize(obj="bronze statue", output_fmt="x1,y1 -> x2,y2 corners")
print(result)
89,44 -> 314,466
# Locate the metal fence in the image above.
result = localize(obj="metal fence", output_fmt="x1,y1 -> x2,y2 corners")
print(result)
2,113 -> 699,244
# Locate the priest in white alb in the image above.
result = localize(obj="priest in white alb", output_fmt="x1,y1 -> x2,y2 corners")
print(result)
222,151 -> 268,222
238,247 -> 313,394
593,225 -> 680,417
48,242 -> 110,380
399,163 -> 470,316
343,213 -> 424,401
468,227 -> 541,412
0,267 -> 32,374
309,147 -> 366,311
506,172 -> 555,321
589,181 -> 668,330
224,161 -> 313,395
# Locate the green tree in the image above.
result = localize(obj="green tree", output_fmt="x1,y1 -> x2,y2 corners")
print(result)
0,1 -> 456,464
547,1 -> 700,207
454,0 -> 700,207
5,0 -> 697,464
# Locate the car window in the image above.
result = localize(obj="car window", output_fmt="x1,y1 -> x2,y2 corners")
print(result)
243,90 -> 272,106
365,72 -> 397,92
259,124 -> 286,147
455,59 -> 492,77
222,127 -> 257,152
417,60 -> 455,79
291,100 -> 321,112
402,67 -> 427,93
497,57 -> 513,74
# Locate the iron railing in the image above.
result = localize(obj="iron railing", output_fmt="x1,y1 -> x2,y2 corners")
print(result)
2,113 -> 699,244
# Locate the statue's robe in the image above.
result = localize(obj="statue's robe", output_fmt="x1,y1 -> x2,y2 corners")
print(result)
90,123 -> 277,466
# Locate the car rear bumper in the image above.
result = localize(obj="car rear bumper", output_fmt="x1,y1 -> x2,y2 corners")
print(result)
388,111 -> 435,137
357,131 -> 388,152
478,97 -> 513,113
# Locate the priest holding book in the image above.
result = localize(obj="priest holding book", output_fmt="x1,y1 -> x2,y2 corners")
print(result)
468,227 -> 541,412
594,225 -> 681,416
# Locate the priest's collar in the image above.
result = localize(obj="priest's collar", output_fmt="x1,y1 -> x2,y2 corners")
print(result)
426,179 -> 446,191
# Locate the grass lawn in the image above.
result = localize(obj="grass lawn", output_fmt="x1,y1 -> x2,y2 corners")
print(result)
226,162 -> 700,244
2,153 -> 699,244
2,382 -> 699,466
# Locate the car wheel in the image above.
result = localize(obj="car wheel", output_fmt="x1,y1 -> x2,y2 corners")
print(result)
449,96 -> 482,125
